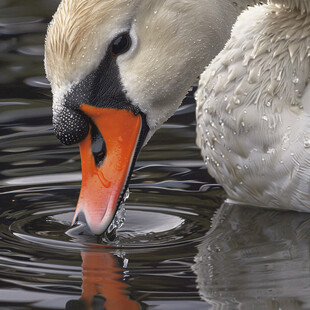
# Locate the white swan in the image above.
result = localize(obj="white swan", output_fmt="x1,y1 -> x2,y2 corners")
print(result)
44,0 -> 310,234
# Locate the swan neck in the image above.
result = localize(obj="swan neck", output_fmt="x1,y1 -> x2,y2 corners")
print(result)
269,0 -> 310,13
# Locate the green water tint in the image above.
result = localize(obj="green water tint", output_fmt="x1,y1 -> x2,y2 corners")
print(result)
1,1 -> 310,310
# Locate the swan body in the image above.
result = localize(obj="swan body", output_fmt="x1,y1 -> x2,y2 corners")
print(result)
45,0 -> 310,233
196,2 -> 310,211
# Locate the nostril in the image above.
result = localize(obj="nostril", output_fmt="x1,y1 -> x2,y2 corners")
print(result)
90,122 -> 106,167
53,106 -> 89,145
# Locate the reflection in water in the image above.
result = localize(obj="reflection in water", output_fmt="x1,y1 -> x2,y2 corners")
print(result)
193,203 -> 310,310
67,249 -> 141,310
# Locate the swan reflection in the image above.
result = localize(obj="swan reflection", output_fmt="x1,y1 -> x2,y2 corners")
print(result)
193,203 -> 310,310
66,248 -> 141,310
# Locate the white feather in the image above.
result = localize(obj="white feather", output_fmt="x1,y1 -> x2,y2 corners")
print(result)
196,2 -> 310,211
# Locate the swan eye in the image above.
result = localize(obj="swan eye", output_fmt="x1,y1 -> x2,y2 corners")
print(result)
111,33 -> 131,56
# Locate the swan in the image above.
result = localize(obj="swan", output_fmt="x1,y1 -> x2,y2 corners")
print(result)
44,0 -> 310,234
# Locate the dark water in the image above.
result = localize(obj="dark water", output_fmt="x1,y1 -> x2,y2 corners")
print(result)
1,2 -> 310,310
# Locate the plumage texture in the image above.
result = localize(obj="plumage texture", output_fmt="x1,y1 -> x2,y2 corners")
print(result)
271,0 -> 310,13
196,3 -> 310,210
45,0 -> 139,89
45,0 -> 262,137
45,0 -> 141,112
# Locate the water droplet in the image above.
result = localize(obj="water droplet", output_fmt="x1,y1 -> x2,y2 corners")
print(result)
123,188 -> 130,201
236,164 -> 242,170
107,203 -> 126,233
266,100 -> 272,107
293,77 -> 299,84
226,103 -> 232,114
304,138 -> 310,148
262,115 -> 268,121
233,95 -> 240,105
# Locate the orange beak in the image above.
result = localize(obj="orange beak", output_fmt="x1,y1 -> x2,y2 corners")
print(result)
72,104 -> 142,235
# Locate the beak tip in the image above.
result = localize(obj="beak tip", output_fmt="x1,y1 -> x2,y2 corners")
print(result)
71,209 -> 112,236
70,210 -> 94,236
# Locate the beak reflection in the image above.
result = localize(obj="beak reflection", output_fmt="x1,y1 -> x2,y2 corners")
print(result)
66,248 -> 141,310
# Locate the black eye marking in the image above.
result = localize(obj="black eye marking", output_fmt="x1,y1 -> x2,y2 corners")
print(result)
111,33 -> 132,57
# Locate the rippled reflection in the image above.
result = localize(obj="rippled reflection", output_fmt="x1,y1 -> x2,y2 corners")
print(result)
193,203 -> 310,310
66,249 -> 141,310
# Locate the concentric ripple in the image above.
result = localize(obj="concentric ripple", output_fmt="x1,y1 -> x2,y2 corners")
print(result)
0,160 -> 221,309
5,188 -> 219,250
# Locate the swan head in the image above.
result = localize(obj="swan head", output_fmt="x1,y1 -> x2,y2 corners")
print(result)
45,0 -> 255,234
